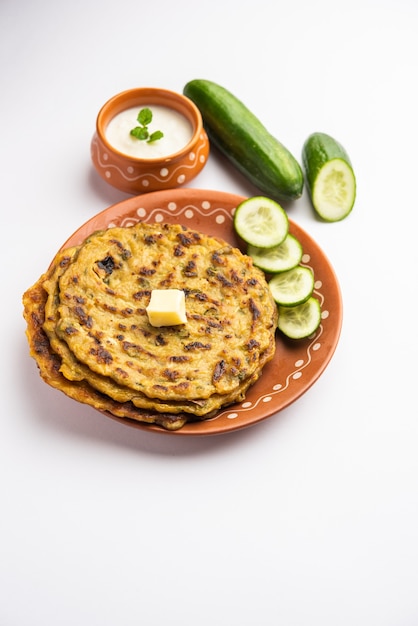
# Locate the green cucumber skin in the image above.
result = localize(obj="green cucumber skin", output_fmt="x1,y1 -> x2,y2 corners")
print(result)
183,79 -> 304,201
302,132 -> 354,193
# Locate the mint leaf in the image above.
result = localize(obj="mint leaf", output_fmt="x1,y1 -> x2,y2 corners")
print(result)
130,107 -> 163,143
130,126 -> 149,140
137,107 -> 153,126
147,130 -> 164,143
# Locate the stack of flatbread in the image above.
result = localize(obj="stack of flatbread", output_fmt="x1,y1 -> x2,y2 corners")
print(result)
23,221 -> 277,430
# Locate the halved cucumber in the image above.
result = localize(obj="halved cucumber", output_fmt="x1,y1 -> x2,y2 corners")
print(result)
269,266 -> 314,306
248,233 -> 303,274
277,296 -> 321,339
234,196 -> 288,248
302,132 -> 356,222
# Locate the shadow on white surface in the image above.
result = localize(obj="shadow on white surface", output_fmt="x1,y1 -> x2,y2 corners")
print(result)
86,165 -> 132,209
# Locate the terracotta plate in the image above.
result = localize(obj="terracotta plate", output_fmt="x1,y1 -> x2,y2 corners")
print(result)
61,188 -> 343,436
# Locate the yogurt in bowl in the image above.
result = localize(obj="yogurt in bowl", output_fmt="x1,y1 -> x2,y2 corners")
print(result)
105,105 -> 194,159
91,87 -> 209,194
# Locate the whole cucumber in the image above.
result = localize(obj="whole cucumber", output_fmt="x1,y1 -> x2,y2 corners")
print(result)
183,79 -> 303,201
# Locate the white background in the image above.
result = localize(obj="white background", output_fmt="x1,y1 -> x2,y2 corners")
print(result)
2,0 -> 418,624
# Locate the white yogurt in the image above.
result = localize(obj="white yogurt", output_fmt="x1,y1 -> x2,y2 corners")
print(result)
105,105 -> 193,159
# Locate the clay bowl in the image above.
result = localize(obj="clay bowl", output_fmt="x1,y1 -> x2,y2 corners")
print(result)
91,87 -> 209,194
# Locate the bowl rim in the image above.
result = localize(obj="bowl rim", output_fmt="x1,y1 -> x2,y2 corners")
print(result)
95,87 -> 204,163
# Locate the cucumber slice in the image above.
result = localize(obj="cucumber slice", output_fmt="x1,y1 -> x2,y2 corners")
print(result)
277,296 -> 321,339
302,132 -> 356,222
248,233 -> 303,274
269,266 -> 314,306
233,196 -> 288,248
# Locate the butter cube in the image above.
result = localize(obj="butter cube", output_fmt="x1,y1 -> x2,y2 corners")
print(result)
146,289 -> 187,327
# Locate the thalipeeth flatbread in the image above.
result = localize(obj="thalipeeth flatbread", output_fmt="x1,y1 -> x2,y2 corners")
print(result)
23,222 -> 277,430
